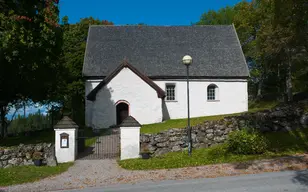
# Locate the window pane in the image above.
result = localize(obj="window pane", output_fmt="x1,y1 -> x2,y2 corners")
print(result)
166,84 -> 175,101
207,86 -> 215,100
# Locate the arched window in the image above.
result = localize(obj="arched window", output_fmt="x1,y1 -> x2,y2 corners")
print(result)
207,84 -> 218,101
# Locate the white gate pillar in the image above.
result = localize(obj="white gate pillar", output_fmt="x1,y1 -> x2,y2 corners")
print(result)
120,116 -> 141,160
54,116 -> 79,163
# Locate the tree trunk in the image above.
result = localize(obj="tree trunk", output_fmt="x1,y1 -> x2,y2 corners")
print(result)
257,80 -> 262,97
23,101 -> 26,117
277,63 -> 280,94
286,52 -> 293,102
51,105 -> 54,129
257,73 -> 263,100
0,105 -> 7,138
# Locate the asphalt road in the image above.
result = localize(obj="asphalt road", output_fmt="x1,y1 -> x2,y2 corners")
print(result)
58,170 -> 308,192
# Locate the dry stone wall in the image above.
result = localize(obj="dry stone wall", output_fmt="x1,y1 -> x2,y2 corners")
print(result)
141,101 -> 308,156
0,143 -> 56,168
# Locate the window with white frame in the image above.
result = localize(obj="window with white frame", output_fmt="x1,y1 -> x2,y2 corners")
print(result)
166,84 -> 176,101
207,84 -> 218,101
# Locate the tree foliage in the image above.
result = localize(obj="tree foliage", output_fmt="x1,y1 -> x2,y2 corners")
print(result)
197,0 -> 308,101
58,17 -> 113,125
0,0 -> 62,137
8,111 -> 52,134
197,6 -> 236,25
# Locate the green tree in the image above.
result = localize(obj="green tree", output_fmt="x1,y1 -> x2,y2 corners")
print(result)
197,0 -> 308,101
233,1 -> 264,98
8,111 -> 52,134
59,17 -> 113,125
197,6 -> 236,25
256,0 -> 308,101
0,0 -> 62,137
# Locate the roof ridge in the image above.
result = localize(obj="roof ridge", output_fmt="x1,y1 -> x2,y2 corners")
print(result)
88,25 -> 233,27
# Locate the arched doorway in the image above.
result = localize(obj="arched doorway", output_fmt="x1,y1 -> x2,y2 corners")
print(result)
116,102 -> 129,125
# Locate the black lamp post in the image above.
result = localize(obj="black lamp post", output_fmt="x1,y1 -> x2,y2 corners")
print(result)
182,55 -> 193,156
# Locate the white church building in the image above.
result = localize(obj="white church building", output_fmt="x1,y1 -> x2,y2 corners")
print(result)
83,25 -> 249,129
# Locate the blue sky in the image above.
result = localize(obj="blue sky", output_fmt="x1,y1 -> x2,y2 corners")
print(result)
59,0 -> 246,25
6,105 -> 48,120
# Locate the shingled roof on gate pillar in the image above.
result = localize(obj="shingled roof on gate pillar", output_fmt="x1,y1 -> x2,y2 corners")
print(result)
54,116 -> 79,129
82,25 -> 249,79
120,116 -> 141,127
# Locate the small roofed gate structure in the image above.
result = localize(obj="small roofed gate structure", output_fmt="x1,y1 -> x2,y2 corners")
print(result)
54,116 -> 79,163
77,127 -> 120,160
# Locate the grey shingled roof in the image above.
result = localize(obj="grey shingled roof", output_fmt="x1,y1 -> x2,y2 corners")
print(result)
120,116 -> 141,127
83,25 -> 249,78
54,116 -> 79,129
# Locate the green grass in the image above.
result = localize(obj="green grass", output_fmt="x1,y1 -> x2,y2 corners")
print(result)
141,113 -> 241,134
141,101 -> 279,134
0,126 -> 108,148
85,137 -> 97,147
83,127 -> 115,147
248,100 -> 279,113
265,128 -> 308,152
304,102 -> 308,112
0,130 -> 54,147
0,163 -> 73,186
81,127 -> 97,147
119,128 -> 308,170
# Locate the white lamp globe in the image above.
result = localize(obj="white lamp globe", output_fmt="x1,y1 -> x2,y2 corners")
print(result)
182,55 -> 193,65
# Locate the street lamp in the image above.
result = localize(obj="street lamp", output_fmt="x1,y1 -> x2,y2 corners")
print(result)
182,55 -> 192,156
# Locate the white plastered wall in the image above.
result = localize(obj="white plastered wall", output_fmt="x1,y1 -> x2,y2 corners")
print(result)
154,79 -> 248,120
120,126 -> 140,160
85,77 -> 248,127
54,128 -> 77,163
85,80 -> 101,127
87,68 -> 162,128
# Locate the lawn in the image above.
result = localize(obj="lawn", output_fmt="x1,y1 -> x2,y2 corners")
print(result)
247,100 -> 278,113
0,163 -> 73,186
0,127 -> 99,148
141,113 -> 241,134
119,128 -> 308,170
0,130 -> 54,147
140,101 -> 278,134
82,127 -> 116,147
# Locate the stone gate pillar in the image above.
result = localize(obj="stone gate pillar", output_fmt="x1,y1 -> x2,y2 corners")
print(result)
54,116 -> 78,163
120,116 -> 141,160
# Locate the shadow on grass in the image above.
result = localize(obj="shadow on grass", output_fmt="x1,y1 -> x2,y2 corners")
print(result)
0,129 -> 54,147
233,128 -> 308,171
77,146 -> 95,159
265,128 -> 308,153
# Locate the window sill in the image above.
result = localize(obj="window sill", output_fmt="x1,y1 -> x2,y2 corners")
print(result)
165,100 -> 178,102
207,100 -> 220,102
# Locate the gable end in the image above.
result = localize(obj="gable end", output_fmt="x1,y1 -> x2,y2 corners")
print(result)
86,61 -> 166,101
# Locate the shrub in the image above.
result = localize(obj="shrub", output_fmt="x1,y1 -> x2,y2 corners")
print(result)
227,129 -> 268,155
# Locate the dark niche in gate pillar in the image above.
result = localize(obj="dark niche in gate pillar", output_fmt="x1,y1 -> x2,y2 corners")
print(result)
60,133 -> 69,148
